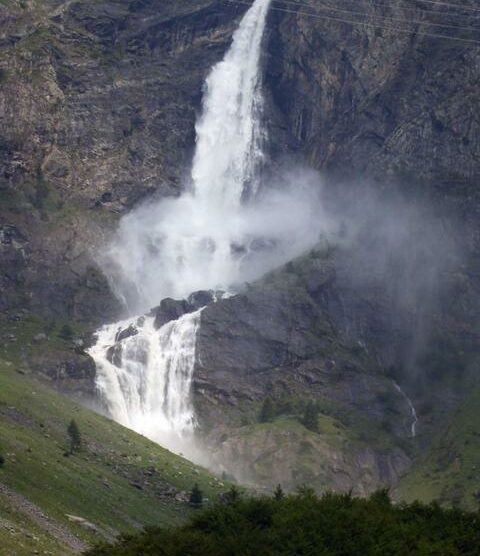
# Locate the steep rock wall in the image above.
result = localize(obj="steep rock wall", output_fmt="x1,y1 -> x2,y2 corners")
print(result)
0,0 -> 245,322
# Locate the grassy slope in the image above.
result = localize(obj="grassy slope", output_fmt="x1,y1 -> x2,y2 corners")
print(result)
0,488 -> 72,556
0,359 -> 228,555
396,388 -> 480,510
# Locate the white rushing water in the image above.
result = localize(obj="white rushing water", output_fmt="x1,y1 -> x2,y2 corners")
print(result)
89,0 -> 287,454
192,0 -> 271,206
393,381 -> 418,438
89,313 -> 201,452
98,0 -> 323,313
101,0 -> 274,311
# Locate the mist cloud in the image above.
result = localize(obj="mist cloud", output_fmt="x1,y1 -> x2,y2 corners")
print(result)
98,168 -> 330,314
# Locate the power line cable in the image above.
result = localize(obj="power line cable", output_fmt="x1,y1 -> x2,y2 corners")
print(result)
402,0 -> 480,13
275,0 -> 480,27
224,0 -> 480,45
271,0 -> 480,32
367,0 -> 480,19
304,0 -> 480,20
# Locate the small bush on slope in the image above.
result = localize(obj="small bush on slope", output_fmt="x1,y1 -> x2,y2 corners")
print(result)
86,490 -> 480,556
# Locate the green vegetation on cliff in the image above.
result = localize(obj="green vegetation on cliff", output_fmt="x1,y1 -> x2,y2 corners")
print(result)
0,360 -> 228,555
86,490 -> 480,556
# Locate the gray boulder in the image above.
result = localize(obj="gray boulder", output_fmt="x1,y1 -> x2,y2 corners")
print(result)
152,290 -> 218,330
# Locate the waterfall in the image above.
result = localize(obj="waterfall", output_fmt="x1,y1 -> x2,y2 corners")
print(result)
393,381 -> 419,438
89,313 -> 201,449
101,0 -> 274,312
192,0 -> 271,206
89,0 -> 275,454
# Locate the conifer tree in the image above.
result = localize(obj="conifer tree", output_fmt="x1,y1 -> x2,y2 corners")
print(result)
59,324 -> 74,341
225,485 -> 241,504
259,398 -> 275,423
301,402 -> 319,433
274,484 -> 284,500
67,419 -> 82,454
189,484 -> 203,508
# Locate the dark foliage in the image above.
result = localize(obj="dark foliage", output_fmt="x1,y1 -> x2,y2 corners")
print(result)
222,486 -> 241,505
189,484 -> 203,508
67,419 -> 81,454
59,324 -> 74,341
259,398 -> 275,423
301,401 -> 319,432
0,454 -> 4,467
85,491 -> 480,556
274,484 -> 284,500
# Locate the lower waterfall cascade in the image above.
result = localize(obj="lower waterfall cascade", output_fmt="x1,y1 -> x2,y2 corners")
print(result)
89,311 -> 201,453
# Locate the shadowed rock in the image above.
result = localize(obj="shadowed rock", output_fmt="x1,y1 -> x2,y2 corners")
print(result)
152,290 -> 217,329
115,324 -> 138,343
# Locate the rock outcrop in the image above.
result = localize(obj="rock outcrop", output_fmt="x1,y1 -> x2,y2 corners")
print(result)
193,225 -> 478,491
151,290 -> 217,329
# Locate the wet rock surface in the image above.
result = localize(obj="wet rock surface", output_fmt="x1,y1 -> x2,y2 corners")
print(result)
152,298 -> 192,330
152,290 -> 217,329
115,324 -> 138,343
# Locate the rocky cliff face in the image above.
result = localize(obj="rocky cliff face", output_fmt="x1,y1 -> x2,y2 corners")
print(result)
266,0 -> 480,188
193,251 -> 413,492
264,0 -> 480,304
0,0 -> 245,323
192,212 -> 477,492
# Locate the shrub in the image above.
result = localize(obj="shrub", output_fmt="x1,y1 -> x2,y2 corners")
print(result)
223,485 -> 241,505
240,414 -> 251,426
45,319 -> 57,334
301,402 -> 319,433
0,454 -> 5,467
67,419 -> 81,454
59,324 -> 74,341
275,396 -> 294,416
189,484 -> 203,508
274,484 -> 284,500
259,398 -> 275,423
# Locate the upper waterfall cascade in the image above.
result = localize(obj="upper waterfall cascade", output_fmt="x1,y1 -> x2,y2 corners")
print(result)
89,0 -> 276,453
101,0 -> 275,312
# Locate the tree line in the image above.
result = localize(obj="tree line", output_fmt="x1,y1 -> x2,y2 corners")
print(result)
85,489 -> 480,555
